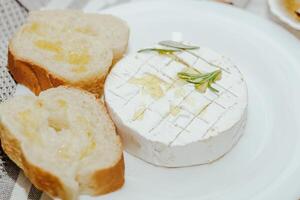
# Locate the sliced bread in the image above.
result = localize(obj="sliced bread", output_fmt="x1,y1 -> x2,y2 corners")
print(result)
8,10 -> 129,96
0,87 -> 124,200
27,10 -> 129,62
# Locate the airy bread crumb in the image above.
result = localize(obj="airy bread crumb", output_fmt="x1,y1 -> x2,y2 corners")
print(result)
0,87 -> 124,200
9,10 -> 129,96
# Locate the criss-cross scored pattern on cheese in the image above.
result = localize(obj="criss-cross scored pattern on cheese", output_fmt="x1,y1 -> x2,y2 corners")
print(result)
105,46 -> 247,167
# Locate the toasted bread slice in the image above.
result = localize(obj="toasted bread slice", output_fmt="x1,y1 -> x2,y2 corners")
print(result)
27,10 -> 129,62
8,10 -> 129,96
0,87 -> 124,200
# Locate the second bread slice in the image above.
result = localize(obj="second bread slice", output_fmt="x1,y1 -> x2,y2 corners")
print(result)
9,10 -> 129,96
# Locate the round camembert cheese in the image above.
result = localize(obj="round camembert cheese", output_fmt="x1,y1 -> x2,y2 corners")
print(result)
104,44 -> 247,167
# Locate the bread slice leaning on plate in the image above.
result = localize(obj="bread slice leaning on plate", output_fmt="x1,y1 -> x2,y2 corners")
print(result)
8,10 -> 129,96
0,87 -> 124,200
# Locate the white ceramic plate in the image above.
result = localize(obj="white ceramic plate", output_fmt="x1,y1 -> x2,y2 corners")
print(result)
15,0 -> 300,199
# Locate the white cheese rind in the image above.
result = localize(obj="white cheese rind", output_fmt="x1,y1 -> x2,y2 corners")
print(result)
104,46 -> 248,167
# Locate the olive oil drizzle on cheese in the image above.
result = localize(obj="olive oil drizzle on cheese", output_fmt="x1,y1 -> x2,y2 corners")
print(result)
170,105 -> 181,116
132,106 -> 146,121
129,74 -> 168,100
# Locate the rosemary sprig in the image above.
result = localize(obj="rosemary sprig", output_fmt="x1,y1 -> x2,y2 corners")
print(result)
138,47 -> 190,67
138,48 -> 181,54
178,70 -> 222,93
138,41 -> 223,94
159,40 -> 200,50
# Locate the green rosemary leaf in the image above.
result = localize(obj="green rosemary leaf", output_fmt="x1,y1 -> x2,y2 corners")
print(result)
138,48 -> 181,54
178,72 -> 213,83
177,72 -> 209,79
207,78 -> 219,93
159,40 -> 200,50
187,79 -> 205,84
177,73 -> 191,80
195,82 -> 208,93
212,70 -> 222,82
208,84 -> 219,93
177,72 -> 199,79
177,70 -> 222,93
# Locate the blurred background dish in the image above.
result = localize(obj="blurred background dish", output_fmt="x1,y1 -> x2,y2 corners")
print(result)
268,0 -> 300,30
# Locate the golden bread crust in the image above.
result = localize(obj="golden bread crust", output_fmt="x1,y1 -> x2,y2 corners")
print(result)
8,47 -> 107,97
0,123 -> 73,200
